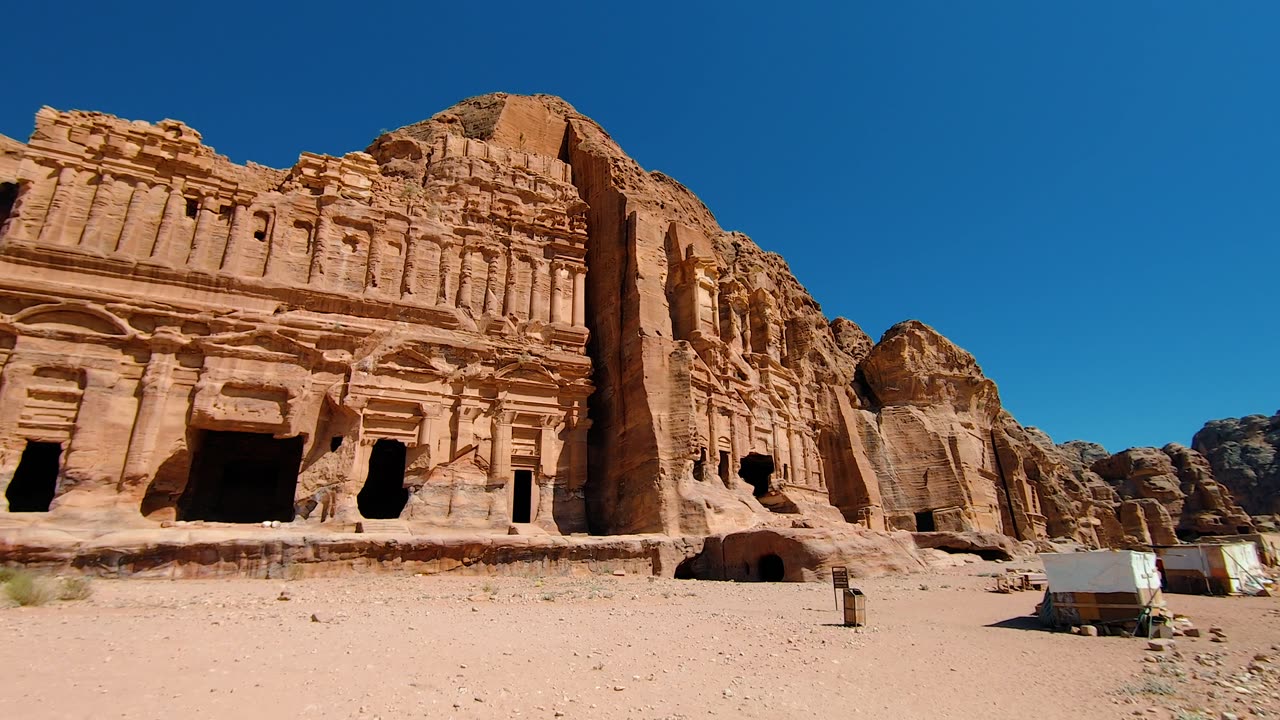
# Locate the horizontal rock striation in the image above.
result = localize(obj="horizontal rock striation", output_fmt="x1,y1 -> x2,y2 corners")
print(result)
0,93 -> 1264,578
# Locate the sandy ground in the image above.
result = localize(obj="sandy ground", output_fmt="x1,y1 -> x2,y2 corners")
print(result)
2,559 -> 1278,720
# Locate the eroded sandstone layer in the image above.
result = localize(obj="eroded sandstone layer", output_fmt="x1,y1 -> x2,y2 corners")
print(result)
1193,411 -> 1280,519
0,93 -> 1259,576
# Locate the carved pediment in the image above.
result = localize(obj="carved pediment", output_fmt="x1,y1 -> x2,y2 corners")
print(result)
201,331 -> 312,360
374,343 -> 455,376
15,303 -> 130,337
494,361 -> 558,386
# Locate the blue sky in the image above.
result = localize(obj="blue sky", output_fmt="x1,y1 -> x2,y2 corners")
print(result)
2,2 -> 1276,452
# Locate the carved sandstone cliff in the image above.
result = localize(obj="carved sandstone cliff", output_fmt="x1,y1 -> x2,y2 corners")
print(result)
0,93 -> 1257,569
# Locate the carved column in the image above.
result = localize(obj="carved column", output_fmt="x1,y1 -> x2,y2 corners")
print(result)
115,181 -> 151,254
220,203 -> 249,272
490,408 -> 514,520
417,403 -> 440,469
415,236 -> 438,303
120,333 -> 181,489
530,258 -> 549,321
727,416 -> 742,489
539,414 -> 559,478
364,223 -> 384,292
186,195 -> 219,268
770,411 -> 785,484
149,185 -> 187,261
77,173 -> 114,249
308,205 -> 332,285
37,166 -> 80,246
456,249 -> 475,311
502,252 -> 520,316
706,401 -> 720,473
436,240 -> 455,306
483,252 -> 501,315
454,402 -> 481,455
708,283 -> 721,338
572,266 -> 586,327
549,262 -> 565,324
400,229 -> 421,298
788,422 -> 804,487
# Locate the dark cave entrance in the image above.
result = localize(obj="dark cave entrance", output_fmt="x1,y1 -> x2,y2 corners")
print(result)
357,439 -> 408,519
5,441 -> 61,512
758,553 -> 785,582
915,510 -> 937,532
178,431 -> 302,523
512,469 -> 533,523
0,182 -> 17,229
738,453 -> 775,498
718,450 -> 730,486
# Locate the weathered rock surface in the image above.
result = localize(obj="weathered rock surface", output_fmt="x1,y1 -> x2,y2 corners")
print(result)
1193,412 -> 1280,517
1091,445 -> 1253,541
0,92 -> 1262,578
678,528 -> 930,582
0,524 -> 699,579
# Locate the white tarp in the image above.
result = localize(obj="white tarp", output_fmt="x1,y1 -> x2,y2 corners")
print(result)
1218,543 -> 1267,595
1040,550 -> 1160,594
1156,543 -> 1270,595
1159,546 -> 1210,573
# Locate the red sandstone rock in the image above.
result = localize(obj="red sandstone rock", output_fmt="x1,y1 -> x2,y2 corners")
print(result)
0,93 -> 1260,574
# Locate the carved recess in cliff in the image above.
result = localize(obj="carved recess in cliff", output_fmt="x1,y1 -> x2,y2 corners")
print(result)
0,104 -> 592,532
0,94 -> 1254,553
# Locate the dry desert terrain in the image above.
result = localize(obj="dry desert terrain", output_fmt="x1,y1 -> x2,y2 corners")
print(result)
2,559 -> 1278,720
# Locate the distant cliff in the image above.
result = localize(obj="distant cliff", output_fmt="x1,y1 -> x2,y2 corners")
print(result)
1193,412 -> 1280,517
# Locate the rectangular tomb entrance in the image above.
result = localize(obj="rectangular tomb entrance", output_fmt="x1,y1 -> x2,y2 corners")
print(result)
511,469 -> 533,523
915,510 -> 937,532
5,440 -> 62,512
178,431 -> 303,523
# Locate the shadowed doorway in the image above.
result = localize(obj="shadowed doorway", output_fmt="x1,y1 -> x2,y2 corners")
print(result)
5,441 -> 61,512
179,431 -> 303,523
357,439 -> 408,519
512,469 -> 533,523
738,453 -> 775,497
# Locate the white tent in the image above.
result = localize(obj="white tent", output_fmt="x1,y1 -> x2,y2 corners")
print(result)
1040,550 -> 1160,594
1038,551 -> 1165,629
1157,543 -> 1269,595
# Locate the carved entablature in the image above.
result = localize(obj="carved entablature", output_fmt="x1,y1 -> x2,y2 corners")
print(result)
0,109 -> 593,354
282,152 -> 380,202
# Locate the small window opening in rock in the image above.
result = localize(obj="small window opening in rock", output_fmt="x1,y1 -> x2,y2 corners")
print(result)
512,469 -> 533,523
0,182 -> 18,229
252,212 -> 270,242
718,450 -> 730,486
915,510 -> 936,532
782,463 -> 790,481
693,446 -> 706,480
738,453 -> 775,498
5,440 -> 61,512
759,553 -> 785,582
357,439 -> 409,519
178,431 -> 303,523
329,436 -> 344,452
184,198 -> 199,218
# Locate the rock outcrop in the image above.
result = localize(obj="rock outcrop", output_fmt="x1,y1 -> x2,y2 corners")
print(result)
0,92 -> 1261,575
1090,444 -> 1254,541
1193,412 -> 1280,518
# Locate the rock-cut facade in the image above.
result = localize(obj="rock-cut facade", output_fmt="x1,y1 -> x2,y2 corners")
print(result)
0,94 -> 1253,548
